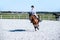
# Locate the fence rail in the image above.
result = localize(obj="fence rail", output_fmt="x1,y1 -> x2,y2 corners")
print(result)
0,13 -> 56,20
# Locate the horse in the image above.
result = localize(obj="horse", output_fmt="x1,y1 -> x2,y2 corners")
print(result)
29,15 -> 39,31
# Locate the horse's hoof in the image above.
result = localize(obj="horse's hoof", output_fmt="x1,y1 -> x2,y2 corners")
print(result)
36,27 -> 39,30
35,30 -> 37,31
38,28 -> 39,30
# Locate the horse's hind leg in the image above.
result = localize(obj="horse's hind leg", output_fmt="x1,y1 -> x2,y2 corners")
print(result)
34,27 -> 37,31
37,27 -> 39,30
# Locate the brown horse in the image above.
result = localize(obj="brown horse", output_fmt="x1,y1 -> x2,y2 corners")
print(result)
30,15 -> 39,31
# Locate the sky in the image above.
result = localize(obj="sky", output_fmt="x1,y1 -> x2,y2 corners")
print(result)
0,0 -> 60,12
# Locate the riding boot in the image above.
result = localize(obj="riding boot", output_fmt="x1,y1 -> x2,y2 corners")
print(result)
29,16 -> 32,23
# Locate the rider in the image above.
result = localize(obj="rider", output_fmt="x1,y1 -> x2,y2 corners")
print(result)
29,5 -> 40,22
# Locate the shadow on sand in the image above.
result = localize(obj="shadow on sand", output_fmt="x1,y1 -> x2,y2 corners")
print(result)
9,29 -> 26,32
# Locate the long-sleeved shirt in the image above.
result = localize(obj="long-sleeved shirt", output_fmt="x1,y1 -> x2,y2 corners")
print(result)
30,8 -> 36,15
30,8 -> 38,18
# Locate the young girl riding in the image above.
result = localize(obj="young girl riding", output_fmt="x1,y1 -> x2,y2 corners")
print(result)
29,5 -> 40,22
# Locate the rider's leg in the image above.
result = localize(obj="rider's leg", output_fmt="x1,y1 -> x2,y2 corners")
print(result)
29,14 -> 32,23
29,16 -> 33,23
29,17 -> 32,23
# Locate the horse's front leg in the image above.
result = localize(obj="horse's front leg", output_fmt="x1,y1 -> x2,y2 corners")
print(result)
37,25 -> 39,30
34,25 -> 39,31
